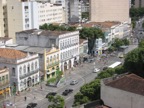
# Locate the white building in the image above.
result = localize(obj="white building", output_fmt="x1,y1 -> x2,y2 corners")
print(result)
0,48 -> 40,92
101,74 -> 144,108
7,0 -> 64,42
0,37 -> 13,48
15,29 -> 79,72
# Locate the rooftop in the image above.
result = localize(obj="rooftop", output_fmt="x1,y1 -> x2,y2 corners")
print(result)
0,48 -> 27,59
17,29 -> 72,36
0,37 -> 12,41
79,39 -> 88,44
6,45 -> 53,54
71,21 -> 120,29
105,74 -> 144,96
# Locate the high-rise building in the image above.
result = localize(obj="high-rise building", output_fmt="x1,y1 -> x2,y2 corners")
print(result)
89,0 -> 130,23
0,0 -> 8,37
6,0 -> 64,42
65,0 -> 82,23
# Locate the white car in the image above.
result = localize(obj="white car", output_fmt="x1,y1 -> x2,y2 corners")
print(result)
70,80 -> 78,85
93,68 -> 100,73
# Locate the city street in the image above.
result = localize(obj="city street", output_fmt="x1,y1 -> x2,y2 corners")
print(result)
4,44 -> 137,108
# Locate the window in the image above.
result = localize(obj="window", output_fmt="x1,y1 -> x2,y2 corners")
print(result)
31,62 -> 34,71
2,76 -> 5,81
19,67 -> 22,76
6,75 -> 8,80
50,56 -> 52,62
35,61 -> 38,69
57,54 -> 59,59
12,68 -> 15,76
27,64 -> 30,73
54,55 -> 56,61
23,65 -> 26,74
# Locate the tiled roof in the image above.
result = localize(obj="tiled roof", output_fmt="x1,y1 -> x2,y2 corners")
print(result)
106,74 -> 144,96
0,48 -> 27,59
71,21 -> 120,28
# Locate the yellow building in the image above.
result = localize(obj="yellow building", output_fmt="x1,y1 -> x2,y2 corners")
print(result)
0,68 -> 11,101
44,46 -> 59,80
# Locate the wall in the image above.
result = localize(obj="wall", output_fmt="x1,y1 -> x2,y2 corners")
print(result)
101,81 -> 144,108
90,0 -> 130,23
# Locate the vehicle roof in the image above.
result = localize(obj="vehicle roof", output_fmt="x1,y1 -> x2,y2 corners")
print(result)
108,62 -> 122,68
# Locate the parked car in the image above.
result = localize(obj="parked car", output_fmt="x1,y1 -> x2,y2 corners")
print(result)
70,80 -> 78,85
26,103 -> 37,108
46,92 -> 57,98
62,89 -> 73,96
93,68 -> 100,73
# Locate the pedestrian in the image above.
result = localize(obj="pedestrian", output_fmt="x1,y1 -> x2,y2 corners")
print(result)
34,96 -> 36,99
24,96 -> 27,101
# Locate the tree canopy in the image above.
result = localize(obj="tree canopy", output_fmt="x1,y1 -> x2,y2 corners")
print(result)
39,23 -> 76,31
47,95 -> 65,108
80,27 -> 104,55
124,47 -> 144,77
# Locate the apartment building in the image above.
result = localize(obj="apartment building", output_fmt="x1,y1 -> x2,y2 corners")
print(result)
0,48 -> 40,92
89,0 -> 131,23
133,0 -> 144,8
7,0 -> 64,42
0,0 -> 8,37
0,68 -> 11,100
16,29 -> 79,72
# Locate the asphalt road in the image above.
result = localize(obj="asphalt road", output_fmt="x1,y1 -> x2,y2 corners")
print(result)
6,44 -> 137,108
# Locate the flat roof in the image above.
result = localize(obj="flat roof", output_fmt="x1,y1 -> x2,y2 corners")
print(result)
5,45 -> 51,54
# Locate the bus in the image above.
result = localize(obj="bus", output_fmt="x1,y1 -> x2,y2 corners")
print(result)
108,62 -> 122,68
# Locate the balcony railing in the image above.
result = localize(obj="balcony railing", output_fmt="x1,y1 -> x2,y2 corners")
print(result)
47,62 -> 59,68
0,81 -> 10,89
20,69 -> 39,79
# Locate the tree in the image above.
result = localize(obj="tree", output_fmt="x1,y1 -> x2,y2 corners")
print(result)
132,21 -> 136,29
122,38 -> 130,46
82,12 -> 89,19
124,48 -> 144,77
48,95 -> 65,108
139,39 -> 144,48
73,92 -> 89,106
80,27 -> 104,55
142,21 -> 144,29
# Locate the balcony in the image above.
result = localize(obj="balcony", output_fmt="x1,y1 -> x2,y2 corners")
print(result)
47,62 -> 59,68
0,81 -> 10,89
20,69 -> 39,79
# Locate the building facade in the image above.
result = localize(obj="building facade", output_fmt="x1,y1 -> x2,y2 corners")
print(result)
0,68 -> 11,100
0,48 -> 40,92
44,46 -> 59,80
0,0 -> 8,37
89,0 -> 131,23
16,29 -> 79,72
7,0 -> 64,42
101,74 -> 144,108
133,0 -> 144,8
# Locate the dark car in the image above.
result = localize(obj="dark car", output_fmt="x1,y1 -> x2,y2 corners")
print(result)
26,103 -> 37,108
103,67 -> 108,70
46,92 -> 57,98
62,89 -> 73,96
